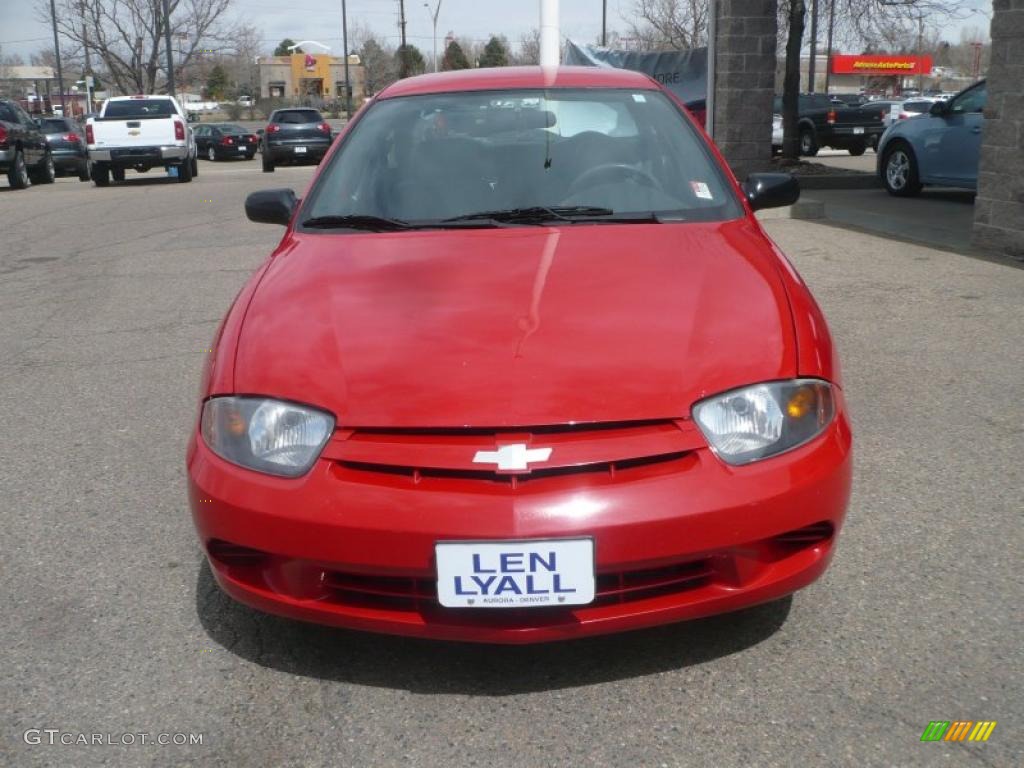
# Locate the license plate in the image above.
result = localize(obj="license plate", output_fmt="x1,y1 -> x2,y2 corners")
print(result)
436,538 -> 595,608
237,146 -> 247,152
294,146 -> 307,154
853,127 -> 865,134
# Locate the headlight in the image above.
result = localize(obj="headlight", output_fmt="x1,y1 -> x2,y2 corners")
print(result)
200,396 -> 334,477
692,379 -> 834,465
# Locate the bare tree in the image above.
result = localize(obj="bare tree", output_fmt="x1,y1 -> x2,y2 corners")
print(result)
627,0 -> 709,49
511,28 -> 541,65
38,0 -> 236,96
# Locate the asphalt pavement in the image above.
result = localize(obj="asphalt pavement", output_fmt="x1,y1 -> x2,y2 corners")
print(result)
2,161 -> 1021,767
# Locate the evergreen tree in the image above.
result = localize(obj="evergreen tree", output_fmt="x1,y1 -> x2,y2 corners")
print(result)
478,36 -> 509,68
441,40 -> 470,71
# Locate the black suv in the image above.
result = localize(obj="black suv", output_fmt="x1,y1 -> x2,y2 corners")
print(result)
261,108 -> 332,172
38,116 -> 90,180
0,99 -> 55,189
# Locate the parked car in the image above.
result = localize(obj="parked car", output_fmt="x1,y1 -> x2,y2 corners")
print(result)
774,93 -> 888,156
85,95 -> 197,185
188,66 -> 852,644
37,116 -> 89,180
260,108 -> 332,172
877,80 -> 986,196
0,98 -> 55,189
194,123 -> 259,161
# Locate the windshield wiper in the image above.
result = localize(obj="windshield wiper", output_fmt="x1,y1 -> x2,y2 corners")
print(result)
302,214 -> 413,231
301,214 -> 516,231
443,206 -> 615,224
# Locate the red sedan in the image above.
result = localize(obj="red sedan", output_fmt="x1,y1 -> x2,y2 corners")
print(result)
187,67 -> 852,643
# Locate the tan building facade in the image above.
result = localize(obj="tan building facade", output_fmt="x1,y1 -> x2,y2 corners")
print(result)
258,53 -> 364,102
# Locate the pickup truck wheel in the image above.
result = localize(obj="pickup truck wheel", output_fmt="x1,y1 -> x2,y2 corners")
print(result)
7,149 -> 31,189
847,142 -> 866,157
882,143 -> 923,197
262,154 -> 275,173
91,163 -> 110,187
177,159 -> 193,183
191,156 -> 198,177
111,168 -> 126,183
29,151 -> 56,184
799,128 -> 818,157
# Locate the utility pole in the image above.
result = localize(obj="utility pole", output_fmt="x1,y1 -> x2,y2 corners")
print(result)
398,0 -> 408,77
49,0 -> 66,116
808,0 -> 818,93
601,0 -> 607,46
161,0 -> 176,95
342,0 -> 351,117
824,0 -> 835,94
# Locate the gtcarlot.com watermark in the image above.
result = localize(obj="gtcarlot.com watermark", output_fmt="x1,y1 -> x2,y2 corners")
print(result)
24,729 -> 204,747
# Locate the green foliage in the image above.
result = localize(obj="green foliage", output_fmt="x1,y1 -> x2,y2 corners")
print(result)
274,39 -> 301,56
223,101 -> 244,120
478,36 -> 509,68
441,40 -> 470,71
396,44 -> 426,78
206,64 -> 229,100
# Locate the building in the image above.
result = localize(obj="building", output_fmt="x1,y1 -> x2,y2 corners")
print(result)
257,53 -> 365,103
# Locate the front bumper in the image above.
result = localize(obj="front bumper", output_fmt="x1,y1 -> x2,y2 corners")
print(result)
188,401 -> 852,644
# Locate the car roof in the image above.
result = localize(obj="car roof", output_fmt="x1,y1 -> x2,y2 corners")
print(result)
378,66 -> 659,100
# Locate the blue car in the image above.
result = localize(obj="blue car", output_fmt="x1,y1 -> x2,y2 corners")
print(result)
877,80 -> 986,196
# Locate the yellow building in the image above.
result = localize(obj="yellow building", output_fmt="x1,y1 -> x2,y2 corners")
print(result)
258,53 -> 364,102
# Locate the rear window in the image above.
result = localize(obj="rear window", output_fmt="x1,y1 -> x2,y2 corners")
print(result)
902,100 -> 932,113
41,118 -> 69,133
103,99 -> 176,119
273,110 -> 322,124
219,124 -> 248,134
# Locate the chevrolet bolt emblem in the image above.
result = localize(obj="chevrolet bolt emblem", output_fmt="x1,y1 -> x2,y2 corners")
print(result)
473,444 -> 552,472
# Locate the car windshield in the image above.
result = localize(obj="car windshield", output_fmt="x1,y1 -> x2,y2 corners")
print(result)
302,88 -> 741,227
274,110 -> 321,124
104,99 -> 175,118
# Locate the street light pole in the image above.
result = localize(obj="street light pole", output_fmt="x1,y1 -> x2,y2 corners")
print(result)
424,1 -> 442,72
602,0 -> 607,46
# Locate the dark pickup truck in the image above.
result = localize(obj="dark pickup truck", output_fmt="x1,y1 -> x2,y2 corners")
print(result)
774,94 -> 888,156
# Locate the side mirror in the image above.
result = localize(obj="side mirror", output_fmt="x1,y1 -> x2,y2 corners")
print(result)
929,101 -> 947,117
743,173 -> 800,212
245,188 -> 298,225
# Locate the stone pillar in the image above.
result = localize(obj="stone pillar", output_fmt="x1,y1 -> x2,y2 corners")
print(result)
971,0 -> 1024,259
712,0 -> 778,179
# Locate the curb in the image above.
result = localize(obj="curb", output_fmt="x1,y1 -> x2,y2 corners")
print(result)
797,174 -> 881,190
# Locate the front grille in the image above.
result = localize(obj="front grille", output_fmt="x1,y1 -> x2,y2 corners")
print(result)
337,451 -> 693,488
322,558 -> 713,612
326,419 -> 706,490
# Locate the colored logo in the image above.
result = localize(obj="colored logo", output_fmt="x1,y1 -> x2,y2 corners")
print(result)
921,721 -> 997,742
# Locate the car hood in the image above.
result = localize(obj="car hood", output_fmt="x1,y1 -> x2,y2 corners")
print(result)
233,220 -> 797,427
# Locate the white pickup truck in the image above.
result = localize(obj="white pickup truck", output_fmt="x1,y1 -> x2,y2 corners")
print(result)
85,95 -> 197,185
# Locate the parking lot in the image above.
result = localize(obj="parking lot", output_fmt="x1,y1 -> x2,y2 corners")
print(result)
2,165 -> 1022,767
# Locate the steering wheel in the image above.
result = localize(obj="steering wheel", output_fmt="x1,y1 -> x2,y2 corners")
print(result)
567,163 -> 662,196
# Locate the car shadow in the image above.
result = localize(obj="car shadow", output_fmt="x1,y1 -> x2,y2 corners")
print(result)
195,560 -> 792,694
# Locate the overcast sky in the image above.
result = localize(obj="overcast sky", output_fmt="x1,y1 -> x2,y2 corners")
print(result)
0,0 -> 993,62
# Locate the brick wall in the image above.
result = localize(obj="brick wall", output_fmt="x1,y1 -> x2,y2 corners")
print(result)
971,0 -> 1024,258
712,0 -> 777,179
